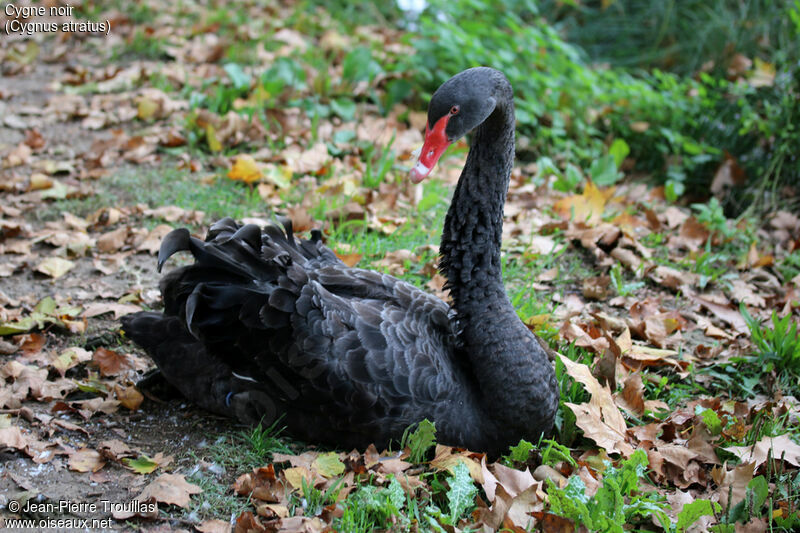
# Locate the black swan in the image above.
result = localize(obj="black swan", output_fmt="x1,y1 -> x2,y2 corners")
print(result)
122,67 -> 558,457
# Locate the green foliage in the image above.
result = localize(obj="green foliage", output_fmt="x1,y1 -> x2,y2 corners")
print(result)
692,197 -> 736,240
676,500 -> 721,533
403,0 -> 726,194
444,461 -> 477,525
505,439 -> 535,464
541,439 -> 577,468
741,304 -> 800,377
292,476 -> 344,517
554,343 -> 592,444
243,418 -> 292,460
338,476 -> 408,532
401,419 -> 437,463
778,250 -> 800,282
547,450 -> 673,531
541,0 -> 797,76
695,406 -> 723,436
610,263 -> 645,297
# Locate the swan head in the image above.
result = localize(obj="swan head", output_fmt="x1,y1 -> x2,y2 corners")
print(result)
410,67 -> 501,183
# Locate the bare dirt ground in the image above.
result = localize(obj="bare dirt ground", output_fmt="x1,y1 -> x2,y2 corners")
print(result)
1,35 -> 247,532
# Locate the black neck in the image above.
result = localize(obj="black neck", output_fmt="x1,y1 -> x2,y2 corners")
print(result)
439,94 -> 515,328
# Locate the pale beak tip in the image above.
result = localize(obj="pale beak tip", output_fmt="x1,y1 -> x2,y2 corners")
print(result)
409,160 -> 430,183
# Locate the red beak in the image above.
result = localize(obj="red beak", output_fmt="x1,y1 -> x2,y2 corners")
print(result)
409,114 -> 452,183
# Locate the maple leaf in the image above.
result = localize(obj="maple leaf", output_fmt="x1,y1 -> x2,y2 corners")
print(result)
553,181 -> 613,226
725,434 -> 800,469
69,448 -> 105,472
91,347 -> 129,376
35,257 -> 75,278
313,451 -> 345,478
137,473 -> 202,508
123,455 -> 159,474
228,154 -> 263,184
558,354 -> 633,456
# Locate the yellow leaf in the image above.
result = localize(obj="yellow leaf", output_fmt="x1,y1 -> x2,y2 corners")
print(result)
284,466 -> 313,491
553,180 -> 611,226
749,57 -> 775,88
115,384 -> 144,411
29,173 -> 53,191
228,155 -> 263,184
137,97 -> 159,120
312,452 -> 345,478
206,124 -> 222,152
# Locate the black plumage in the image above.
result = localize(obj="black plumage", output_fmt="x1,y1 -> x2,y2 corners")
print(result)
122,68 -> 559,457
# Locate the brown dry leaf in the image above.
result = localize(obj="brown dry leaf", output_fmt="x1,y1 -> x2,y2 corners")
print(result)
335,251 -> 362,267
678,217 -> 710,250
136,224 -> 173,254
29,173 -> 54,191
725,434 -> 800,469
553,181 -> 612,226
558,354 -> 633,456
657,444 -> 699,471
96,226 -> 129,253
235,511 -> 266,532
138,473 -> 202,508
92,347 -> 129,376
98,439 -> 134,460
614,374 -> 644,417
287,205 -> 314,232
0,425 -> 28,451
283,142 -> 330,175
35,257 -> 75,278
582,276 -> 610,301
430,445 -> 483,482
69,448 -> 106,472
196,519 -> 233,533
692,295 -> 748,335
233,465 -> 285,503
712,462 -> 755,509
18,332 -> 46,357
115,384 -> 144,410
83,302 -> 142,319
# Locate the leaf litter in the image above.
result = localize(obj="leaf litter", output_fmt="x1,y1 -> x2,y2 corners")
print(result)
0,1 -> 798,532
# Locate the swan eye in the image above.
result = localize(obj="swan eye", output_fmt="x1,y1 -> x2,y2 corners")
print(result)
450,105 -> 460,115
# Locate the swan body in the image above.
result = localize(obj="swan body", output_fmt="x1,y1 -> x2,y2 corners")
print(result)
122,67 -> 558,456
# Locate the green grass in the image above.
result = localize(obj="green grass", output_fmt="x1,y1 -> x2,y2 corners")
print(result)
37,166 -> 267,223
741,305 -> 800,390
182,420 -> 293,521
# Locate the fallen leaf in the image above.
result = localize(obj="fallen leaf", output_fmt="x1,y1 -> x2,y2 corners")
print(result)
96,226 -> 129,253
82,302 -> 142,319
313,451 -> 345,478
123,455 -> 159,474
69,448 -> 105,472
115,384 -> 144,410
92,347 -> 129,376
228,154 -> 263,184
196,519 -> 233,533
725,434 -> 800,469
137,473 -> 202,508
35,257 -> 75,278
553,181 -> 611,226
558,354 -> 633,456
